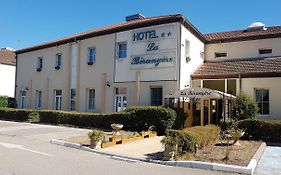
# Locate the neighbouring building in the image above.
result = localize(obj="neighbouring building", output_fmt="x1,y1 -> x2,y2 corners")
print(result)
0,48 -> 16,97
15,14 -> 281,120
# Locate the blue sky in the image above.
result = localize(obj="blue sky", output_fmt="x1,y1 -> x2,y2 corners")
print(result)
1,0 -> 281,50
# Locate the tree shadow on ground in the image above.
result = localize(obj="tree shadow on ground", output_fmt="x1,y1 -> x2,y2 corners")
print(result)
144,151 -> 164,160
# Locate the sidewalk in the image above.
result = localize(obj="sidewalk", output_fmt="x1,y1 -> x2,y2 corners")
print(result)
254,145 -> 281,175
102,136 -> 164,160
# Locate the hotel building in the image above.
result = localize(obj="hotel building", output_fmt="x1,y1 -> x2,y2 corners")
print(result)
15,14 -> 281,119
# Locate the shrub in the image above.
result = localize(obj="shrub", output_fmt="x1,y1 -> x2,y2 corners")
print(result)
234,92 -> 259,120
0,107 -> 35,121
163,125 -> 220,156
0,96 -> 8,107
238,119 -> 281,143
124,106 -> 177,135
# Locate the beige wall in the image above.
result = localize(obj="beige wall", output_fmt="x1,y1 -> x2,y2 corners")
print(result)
78,34 -> 115,112
114,80 -> 177,108
241,77 -> 281,119
205,38 -> 281,60
17,44 -> 71,110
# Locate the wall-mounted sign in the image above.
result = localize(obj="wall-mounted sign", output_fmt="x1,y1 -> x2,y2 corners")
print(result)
167,88 -> 225,99
130,52 -> 175,69
132,26 -> 173,42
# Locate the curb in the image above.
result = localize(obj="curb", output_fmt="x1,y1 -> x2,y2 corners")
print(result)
50,139 -> 266,175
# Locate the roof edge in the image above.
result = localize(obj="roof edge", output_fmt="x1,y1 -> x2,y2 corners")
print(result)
191,72 -> 281,80
16,14 -> 206,54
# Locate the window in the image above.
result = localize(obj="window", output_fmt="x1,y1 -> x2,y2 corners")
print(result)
185,40 -> 191,63
55,54 -> 62,69
20,91 -> 27,109
35,90 -> 42,109
87,47 -> 96,65
70,89 -> 76,111
151,87 -> 163,106
255,89 -> 269,115
87,89 -> 95,111
215,52 -> 227,58
259,48 -> 272,55
37,57 -> 43,71
117,42 -> 127,59
54,90 -> 62,110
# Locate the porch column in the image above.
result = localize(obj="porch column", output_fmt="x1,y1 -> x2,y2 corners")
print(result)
200,80 -> 203,88
208,99 -> 211,125
236,78 -> 240,95
224,79 -> 227,93
200,98 -> 204,126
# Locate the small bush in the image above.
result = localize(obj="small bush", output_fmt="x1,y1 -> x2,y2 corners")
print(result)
234,93 -> 259,120
238,119 -> 281,143
0,96 -> 8,107
163,125 -> 220,156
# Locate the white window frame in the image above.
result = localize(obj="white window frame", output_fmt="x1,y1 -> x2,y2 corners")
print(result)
54,90 -> 62,110
20,91 -> 27,109
117,42 -> 127,59
87,89 -> 95,111
255,88 -> 270,115
55,53 -> 62,69
35,90 -> 42,109
88,47 -> 96,64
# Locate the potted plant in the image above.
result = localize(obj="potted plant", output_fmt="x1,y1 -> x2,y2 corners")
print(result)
88,129 -> 105,149
161,136 -> 178,160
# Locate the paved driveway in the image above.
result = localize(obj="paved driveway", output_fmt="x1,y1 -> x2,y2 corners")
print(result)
0,120 -> 237,175
255,145 -> 281,175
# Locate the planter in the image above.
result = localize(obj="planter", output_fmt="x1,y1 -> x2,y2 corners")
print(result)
111,124 -> 123,136
232,131 -> 245,146
163,144 -> 178,160
90,137 -> 102,149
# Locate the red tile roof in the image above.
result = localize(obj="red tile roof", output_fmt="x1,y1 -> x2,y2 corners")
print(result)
0,49 -> 16,66
191,57 -> 281,79
16,14 -> 205,54
204,26 -> 281,43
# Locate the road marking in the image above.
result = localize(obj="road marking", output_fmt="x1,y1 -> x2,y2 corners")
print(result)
0,142 -> 53,157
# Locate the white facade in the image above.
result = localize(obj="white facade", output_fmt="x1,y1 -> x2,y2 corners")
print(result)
0,63 -> 15,97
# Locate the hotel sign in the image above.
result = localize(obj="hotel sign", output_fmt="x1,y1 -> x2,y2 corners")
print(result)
131,52 -> 175,69
130,25 -> 176,69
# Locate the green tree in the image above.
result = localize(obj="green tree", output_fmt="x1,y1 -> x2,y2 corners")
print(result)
0,96 -> 8,107
234,92 -> 259,120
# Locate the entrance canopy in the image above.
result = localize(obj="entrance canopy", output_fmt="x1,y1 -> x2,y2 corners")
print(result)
166,88 -> 235,99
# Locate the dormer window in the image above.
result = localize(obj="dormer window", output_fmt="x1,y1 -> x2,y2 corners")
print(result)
215,52 -> 227,58
259,48 -> 272,55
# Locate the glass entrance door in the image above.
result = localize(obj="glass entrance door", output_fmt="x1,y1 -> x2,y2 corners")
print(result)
115,95 -> 127,112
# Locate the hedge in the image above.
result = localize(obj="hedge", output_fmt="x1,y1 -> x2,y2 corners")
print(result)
163,125 -> 220,155
0,106 -> 177,134
0,107 -> 35,121
238,119 -> 281,143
